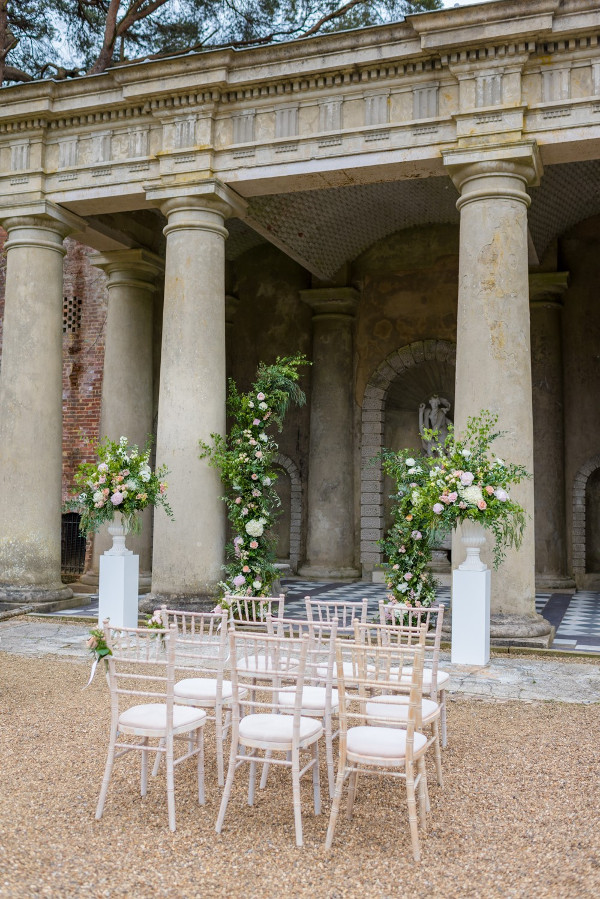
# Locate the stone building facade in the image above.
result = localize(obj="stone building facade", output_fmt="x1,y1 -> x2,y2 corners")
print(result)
0,0 -> 599,640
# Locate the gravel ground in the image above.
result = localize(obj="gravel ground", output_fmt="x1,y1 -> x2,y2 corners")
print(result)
1,653 -> 599,899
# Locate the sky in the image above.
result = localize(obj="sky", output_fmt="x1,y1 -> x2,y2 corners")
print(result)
441,0 -> 495,7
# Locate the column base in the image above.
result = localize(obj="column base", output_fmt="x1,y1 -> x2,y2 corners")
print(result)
443,610 -> 555,648
140,591 -> 220,615
0,584 -> 74,612
73,570 -> 152,594
535,575 -> 576,592
298,564 -> 361,580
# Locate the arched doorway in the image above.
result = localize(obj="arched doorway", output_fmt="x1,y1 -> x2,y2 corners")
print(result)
360,339 -> 456,577
572,453 -> 600,589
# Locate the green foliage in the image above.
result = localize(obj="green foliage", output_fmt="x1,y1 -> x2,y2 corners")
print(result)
199,354 -> 308,600
86,626 -> 111,660
1,0 -> 443,81
379,410 -> 530,612
65,435 -> 174,536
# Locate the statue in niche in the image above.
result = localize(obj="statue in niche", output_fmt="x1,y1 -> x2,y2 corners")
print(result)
419,396 -> 452,456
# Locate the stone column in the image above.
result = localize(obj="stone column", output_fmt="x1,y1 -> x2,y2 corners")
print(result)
443,142 -> 551,641
78,250 -> 163,594
529,272 -> 572,590
0,208 -> 79,606
146,182 -> 246,602
299,288 -> 360,578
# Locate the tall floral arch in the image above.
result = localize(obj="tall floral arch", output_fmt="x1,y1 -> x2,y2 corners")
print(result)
572,452 -> 600,584
360,339 -> 456,576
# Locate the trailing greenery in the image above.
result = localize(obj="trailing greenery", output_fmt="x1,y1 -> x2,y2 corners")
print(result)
379,410 -> 530,619
199,354 -> 308,604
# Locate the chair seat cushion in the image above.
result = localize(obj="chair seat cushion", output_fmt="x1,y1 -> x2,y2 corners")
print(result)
278,685 -> 339,712
175,677 -> 233,701
401,666 -> 450,688
239,713 -> 322,744
346,725 -> 427,759
366,695 -> 439,724
119,703 -> 206,735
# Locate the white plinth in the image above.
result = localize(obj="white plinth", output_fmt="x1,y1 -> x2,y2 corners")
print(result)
451,568 -> 491,666
99,553 -> 140,628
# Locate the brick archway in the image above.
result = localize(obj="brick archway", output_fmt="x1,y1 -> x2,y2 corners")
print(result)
273,453 -> 302,573
572,453 -> 600,581
360,339 -> 456,576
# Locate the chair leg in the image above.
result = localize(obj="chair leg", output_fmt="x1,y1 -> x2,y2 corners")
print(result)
346,769 -> 358,820
140,736 -> 149,797
166,735 -> 176,833
215,710 -> 225,788
248,750 -> 258,806
152,737 -> 164,777
259,749 -> 272,790
95,725 -> 118,821
432,718 -> 444,788
312,741 -> 321,816
324,714 -> 335,800
291,748 -> 303,848
417,756 -> 428,831
197,727 -> 205,806
325,764 -> 347,849
440,690 -> 447,748
216,737 -> 238,833
405,763 -> 421,863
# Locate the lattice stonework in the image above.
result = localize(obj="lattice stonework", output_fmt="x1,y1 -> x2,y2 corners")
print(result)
360,339 -> 456,575
572,453 -> 600,579
273,453 -> 302,572
62,295 -> 82,334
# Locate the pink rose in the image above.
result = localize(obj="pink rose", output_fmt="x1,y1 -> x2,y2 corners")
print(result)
255,451 -> 263,459
460,472 -> 474,486
433,503 -> 444,514
235,497 -> 242,504
485,485 -> 494,495
448,492 -> 458,502
251,474 -> 258,481
495,488 -> 508,502
411,530 -> 422,540
111,491 -> 123,505
399,546 -> 406,553
459,501 -> 467,509
404,573 -> 412,581
250,540 -> 259,549
392,564 -> 399,570
477,500 -> 487,510
242,565 -> 250,573
86,635 -> 98,649
233,575 -> 246,587
256,392 -> 265,401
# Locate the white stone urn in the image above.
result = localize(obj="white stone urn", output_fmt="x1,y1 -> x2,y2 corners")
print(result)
106,513 -> 133,556
458,519 -> 487,571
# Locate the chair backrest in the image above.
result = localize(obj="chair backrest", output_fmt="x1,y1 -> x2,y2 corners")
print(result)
376,602 -> 444,690
305,597 -> 368,634
224,593 -> 285,623
335,628 -> 427,759
227,628 -> 310,724
103,619 -> 176,724
272,616 -> 338,691
159,606 -> 229,679
354,619 -> 427,650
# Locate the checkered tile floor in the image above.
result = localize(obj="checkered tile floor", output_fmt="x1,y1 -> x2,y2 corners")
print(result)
40,581 -> 600,654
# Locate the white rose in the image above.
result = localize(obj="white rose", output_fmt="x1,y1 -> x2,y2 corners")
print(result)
259,433 -> 268,442
262,477 -> 272,487
258,402 -> 268,410
460,484 -> 483,506
405,458 -> 416,467
461,449 -> 471,458
93,491 -> 103,503
139,465 -> 151,482
252,580 -> 262,590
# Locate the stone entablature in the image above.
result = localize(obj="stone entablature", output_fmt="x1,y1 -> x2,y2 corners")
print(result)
0,0 -> 599,229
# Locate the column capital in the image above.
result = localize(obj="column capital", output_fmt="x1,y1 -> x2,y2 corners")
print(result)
0,199 -> 86,240
443,140 -> 542,210
529,271 -> 569,308
145,178 -> 247,224
299,287 -> 359,318
89,248 -> 164,290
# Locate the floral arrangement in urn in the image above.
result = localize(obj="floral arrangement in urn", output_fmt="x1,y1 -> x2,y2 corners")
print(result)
199,354 -> 307,603
379,410 -> 529,616
66,436 -> 173,535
